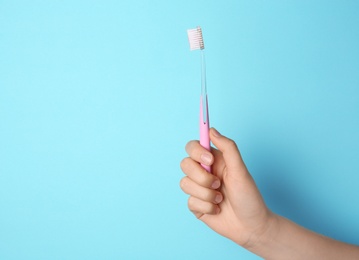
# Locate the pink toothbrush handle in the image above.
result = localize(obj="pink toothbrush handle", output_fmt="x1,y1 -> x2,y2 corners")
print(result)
200,95 -> 211,172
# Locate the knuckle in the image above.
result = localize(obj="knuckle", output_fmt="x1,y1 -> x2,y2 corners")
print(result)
180,157 -> 190,171
179,177 -> 188,191
185,140 -> 196,154
226,138 -> 238,150
185,141 -> 192,152
187,196 -> 196,209
186,140 -> 202,159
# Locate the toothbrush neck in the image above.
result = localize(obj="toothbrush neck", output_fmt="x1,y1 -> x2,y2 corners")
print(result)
200,50 -> 208,124
201,50 -> 207,97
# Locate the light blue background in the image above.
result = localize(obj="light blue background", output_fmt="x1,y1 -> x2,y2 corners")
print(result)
1,1 -> 358,259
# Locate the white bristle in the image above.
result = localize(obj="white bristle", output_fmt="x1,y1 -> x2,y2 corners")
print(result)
187,26 -> 204,51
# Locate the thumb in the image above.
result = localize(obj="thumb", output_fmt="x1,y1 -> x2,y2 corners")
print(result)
210,128 -> 246,173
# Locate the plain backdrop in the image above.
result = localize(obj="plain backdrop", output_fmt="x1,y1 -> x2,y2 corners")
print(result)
1,1 -> 359,259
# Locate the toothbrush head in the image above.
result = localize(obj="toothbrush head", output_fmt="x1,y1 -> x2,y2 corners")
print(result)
187,26 -> 204,51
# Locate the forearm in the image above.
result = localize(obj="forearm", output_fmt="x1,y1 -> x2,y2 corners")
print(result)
246,214 -> 359,260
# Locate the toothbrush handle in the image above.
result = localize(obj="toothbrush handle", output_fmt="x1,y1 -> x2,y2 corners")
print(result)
200,95 -> 211,172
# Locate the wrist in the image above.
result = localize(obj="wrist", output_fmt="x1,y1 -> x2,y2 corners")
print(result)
243,211 -> 281,254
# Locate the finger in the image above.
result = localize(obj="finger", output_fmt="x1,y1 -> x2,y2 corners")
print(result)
188,196 -> 220,216
209,128 -> 246,173
180,157 -> 221,189
209,147 -> 226,176
180,176 -> 223,204
185,140 -> 214,166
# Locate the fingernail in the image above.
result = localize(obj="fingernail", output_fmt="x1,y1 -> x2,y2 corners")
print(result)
216,207 -> 221,214
215,194 -> 223,204
211,179 -> 220,189
200,153 -> 212,165
212,128 -> 221,137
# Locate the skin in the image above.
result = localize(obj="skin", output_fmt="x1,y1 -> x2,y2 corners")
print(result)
180,127 -> 359,259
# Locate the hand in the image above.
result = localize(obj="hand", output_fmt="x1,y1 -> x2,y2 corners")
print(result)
180,128 -> 359,259
180,128 -> 275,248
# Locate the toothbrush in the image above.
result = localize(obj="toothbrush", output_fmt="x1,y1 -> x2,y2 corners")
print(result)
187,26 -> 211,173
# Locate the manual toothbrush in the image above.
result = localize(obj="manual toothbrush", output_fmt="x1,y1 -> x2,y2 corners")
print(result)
187,26 -> 211,172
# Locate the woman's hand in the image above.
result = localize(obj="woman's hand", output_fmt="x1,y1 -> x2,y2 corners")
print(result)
180,128 -> 275,248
